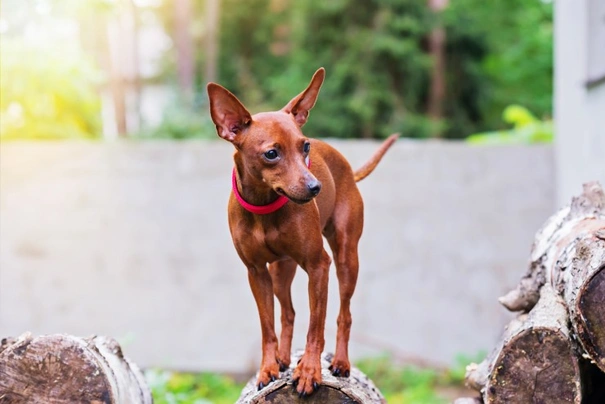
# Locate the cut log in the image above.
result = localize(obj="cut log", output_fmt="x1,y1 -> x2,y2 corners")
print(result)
0,333 -> 152,404
553,226 -> 605,372
500,181 -> 605,372
500,181 -> 605,312
465,284 -> 583,403
237,351 -> 385,403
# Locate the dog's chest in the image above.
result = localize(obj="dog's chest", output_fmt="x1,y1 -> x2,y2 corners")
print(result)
233,216 -> 304,264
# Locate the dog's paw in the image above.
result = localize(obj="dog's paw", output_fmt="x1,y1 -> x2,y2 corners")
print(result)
277,357 -> 290,372
291,355 -> 322,397
328,358 -> 351,378
256,365 -> 279,391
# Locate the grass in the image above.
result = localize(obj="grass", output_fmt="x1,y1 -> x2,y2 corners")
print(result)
145,352 -> 484,404
145,369 -> 244,404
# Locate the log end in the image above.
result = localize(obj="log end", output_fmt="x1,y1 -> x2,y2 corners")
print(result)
0,333 -> 151,404
486,327 -> 581,404
576,265 -> 605,372
237,351 -> 385,404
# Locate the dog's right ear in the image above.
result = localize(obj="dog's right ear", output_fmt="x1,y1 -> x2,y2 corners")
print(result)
207,83 -> 252,143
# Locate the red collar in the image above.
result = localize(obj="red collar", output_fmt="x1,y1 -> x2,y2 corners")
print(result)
232,157 -> 311,215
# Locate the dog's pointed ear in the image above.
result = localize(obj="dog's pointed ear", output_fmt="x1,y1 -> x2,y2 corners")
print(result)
282,67 -> 325,127
207,83 -> 252,143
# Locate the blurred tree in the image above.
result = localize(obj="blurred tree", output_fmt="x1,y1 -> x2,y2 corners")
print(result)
175,0 -> 196,102
143,0 -> 554,140
204,0 -> 220,84
444,0 -> 553,133
427,0 -> 449,136
0,0 -> 105,140
216,0 -> 436,139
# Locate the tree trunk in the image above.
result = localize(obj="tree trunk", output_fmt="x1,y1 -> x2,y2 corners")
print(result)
0,333 -> 152,404
175,0 -> 195,103
237,351 -> 385,404
499,181 -> 605,371
426,0 -> 449,137
204,0 -> 220,84
105,15 -> 128,136
465,284 -> 583,404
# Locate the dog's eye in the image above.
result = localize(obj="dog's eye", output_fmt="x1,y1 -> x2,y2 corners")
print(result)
303,142 -> 310,154
264,149 -> 279,161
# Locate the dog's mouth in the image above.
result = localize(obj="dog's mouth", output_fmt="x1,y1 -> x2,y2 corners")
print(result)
275,187 -> 315,204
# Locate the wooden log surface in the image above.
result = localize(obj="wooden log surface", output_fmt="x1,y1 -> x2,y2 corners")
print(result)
465,284 -> 583,404
0,333 -> 152,404
237,351 -> 385,404
499,181 -> 605,371
499,181 -> 605,312
553,226 -> 605,372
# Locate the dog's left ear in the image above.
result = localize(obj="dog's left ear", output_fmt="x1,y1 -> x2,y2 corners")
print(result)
282,67 -> 325,127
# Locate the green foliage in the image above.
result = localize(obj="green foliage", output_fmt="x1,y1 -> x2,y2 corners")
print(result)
146,353 -> 479,404
214,0 -> 436,140
443,351 -> 487,385
355,356 -> 447,403
445,0 -> 553,129
145,369 -> 244,404
194,0 -> 552,140
467,105 -> 553,144
138,101 -> 216,140
0,39 -> 102,140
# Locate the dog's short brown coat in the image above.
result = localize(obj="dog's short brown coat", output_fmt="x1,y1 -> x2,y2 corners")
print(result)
207,68 -> 397,396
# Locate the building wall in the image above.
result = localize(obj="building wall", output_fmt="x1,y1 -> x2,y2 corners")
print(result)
0,141 -> 554,372
555,0 -> 605,206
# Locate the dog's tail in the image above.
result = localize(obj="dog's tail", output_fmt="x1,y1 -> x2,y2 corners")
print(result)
354,134 -> 399,182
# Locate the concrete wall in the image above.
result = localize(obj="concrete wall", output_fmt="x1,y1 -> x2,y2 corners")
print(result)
555,0 -> 605,206
0,140 -> 555,373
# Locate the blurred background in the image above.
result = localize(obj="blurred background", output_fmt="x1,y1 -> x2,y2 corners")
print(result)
1,0 -> 604,403
1,0 -> 554,142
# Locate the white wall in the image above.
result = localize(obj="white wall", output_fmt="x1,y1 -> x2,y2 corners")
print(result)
0,141 -> 554,372
555,0 -> 605,206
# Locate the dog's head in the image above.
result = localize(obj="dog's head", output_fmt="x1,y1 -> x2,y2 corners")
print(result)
207,68 -> 325,203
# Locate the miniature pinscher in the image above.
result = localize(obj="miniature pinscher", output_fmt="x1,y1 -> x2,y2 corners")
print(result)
207,68 -> 397,397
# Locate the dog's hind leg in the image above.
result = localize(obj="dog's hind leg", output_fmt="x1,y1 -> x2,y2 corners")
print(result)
326,192 -> 364,378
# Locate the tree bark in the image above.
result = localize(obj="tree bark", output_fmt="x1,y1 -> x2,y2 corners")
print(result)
0,333 -> 152,404
237,351 -> 385,403
175,0 -> 195,103
499,181 -> 605,371
105,14 -> 128,136
426,0 -> 449,137
465,284 -> 583,404
204,0 -> 220,84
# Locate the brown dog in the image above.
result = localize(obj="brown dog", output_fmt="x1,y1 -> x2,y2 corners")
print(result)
207,68 -> 397,396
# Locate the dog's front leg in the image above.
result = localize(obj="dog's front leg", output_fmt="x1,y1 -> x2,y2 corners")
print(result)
247,265 -> 280,390
292,249 -> 331,396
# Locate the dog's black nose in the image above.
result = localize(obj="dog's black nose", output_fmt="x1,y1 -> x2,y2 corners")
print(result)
307,180 -> 322,196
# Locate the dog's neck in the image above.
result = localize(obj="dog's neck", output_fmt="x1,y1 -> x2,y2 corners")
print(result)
233,157 -> 282,208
